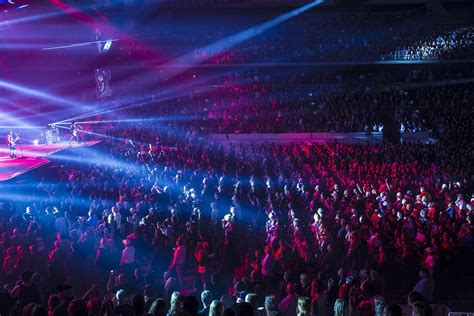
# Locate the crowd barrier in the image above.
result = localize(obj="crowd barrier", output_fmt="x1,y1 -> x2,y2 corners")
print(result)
208,131 -> 434,145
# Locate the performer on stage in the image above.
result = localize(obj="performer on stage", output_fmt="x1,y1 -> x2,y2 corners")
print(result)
69,122 -> 83,145
6,131 -> 19,158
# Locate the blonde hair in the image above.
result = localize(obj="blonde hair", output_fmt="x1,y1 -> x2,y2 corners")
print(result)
374,296 -> 386,316
209,300 -> 224,316
297,296 -> 311,316
334,299 -> 348,316
168,291 -> 182,316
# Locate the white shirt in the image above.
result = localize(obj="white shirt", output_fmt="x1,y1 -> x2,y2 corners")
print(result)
122,246 -> 135,264
108,212 -> 122,230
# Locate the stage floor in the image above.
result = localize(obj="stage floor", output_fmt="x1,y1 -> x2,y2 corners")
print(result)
0,141 -> 100,181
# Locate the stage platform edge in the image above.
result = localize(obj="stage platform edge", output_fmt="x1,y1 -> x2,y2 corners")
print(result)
0,141 -> 101,182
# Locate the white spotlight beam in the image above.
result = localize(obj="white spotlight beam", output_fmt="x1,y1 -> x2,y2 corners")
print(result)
42,39 -> 119,51
161,0 -> 324,79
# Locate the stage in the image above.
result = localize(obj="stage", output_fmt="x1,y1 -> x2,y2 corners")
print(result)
0,141 -> 100,182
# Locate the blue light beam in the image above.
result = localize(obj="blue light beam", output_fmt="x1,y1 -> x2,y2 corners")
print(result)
166,0 -> 324,72
0,80 -> 93,110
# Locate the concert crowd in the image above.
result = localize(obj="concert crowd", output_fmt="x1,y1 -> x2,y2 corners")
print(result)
128,10 -> 474,64
0,114 -> 472,316
1,4 -> 473,316
106,69 -> 473,138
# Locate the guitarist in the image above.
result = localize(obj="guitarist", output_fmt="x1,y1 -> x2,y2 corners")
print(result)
6,131 -> 19,158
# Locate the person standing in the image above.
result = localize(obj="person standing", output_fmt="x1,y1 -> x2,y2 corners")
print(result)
169,236 -> 187,289
6,131 -> 19,158
10,271 -> 41,314
121,239 -> 136,276
413,268 -> 435,302
69,122 -> 83,145
278,284 -> 299,316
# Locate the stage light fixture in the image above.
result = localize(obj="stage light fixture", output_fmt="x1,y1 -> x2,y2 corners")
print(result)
103,39 -> 113,52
